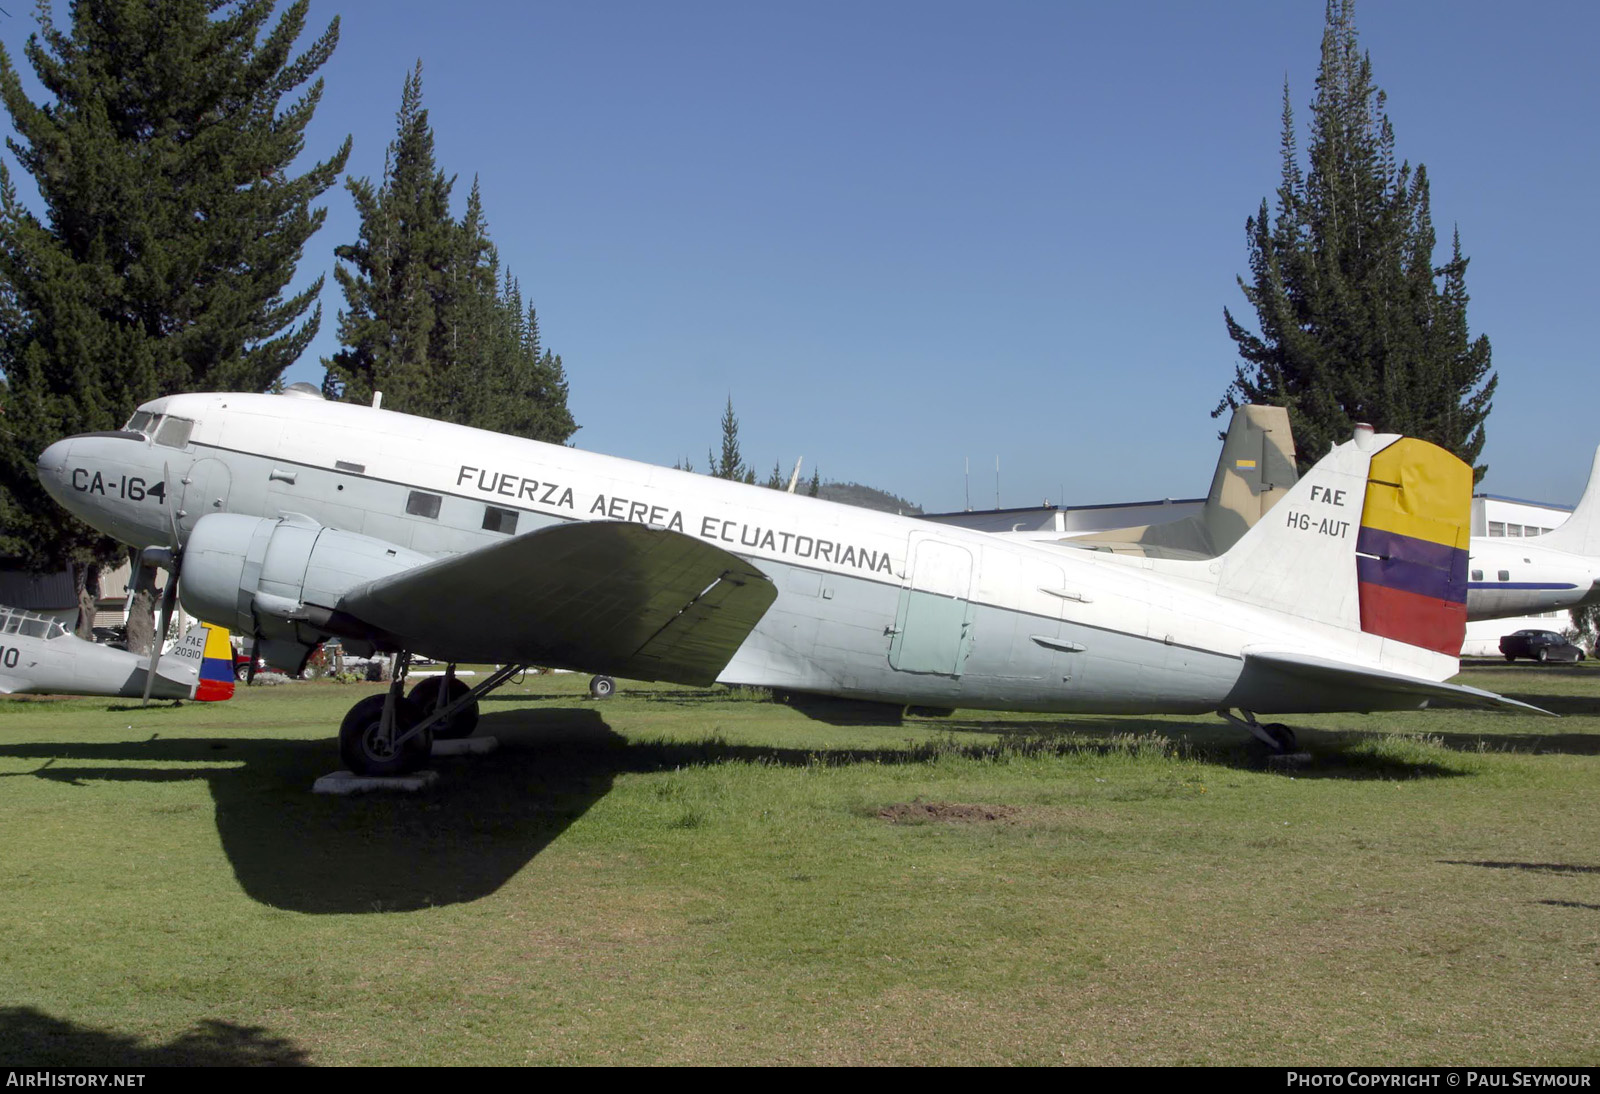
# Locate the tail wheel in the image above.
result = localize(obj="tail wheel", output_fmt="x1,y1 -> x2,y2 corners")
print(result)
340,694 -> 431,776
408,676 -> 479,739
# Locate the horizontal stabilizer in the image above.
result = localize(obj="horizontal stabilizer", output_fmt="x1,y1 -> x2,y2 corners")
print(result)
338,521 -> 778,685
1225,649 -> 1550,716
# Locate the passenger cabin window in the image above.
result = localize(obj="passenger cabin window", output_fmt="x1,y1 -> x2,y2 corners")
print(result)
405,491 -> 441,519
1471,569 -> 1483,581
153,416 -> 194,449
1498,570 -> 1510,582
483,506 -> 519,535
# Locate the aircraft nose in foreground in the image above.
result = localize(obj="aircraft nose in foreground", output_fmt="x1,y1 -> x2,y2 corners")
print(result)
35,430 -> 173,549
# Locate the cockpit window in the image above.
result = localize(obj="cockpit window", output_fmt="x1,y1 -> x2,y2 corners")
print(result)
125,410 -> 155,435
0,605 -> 64,639
153,416 -> 194,449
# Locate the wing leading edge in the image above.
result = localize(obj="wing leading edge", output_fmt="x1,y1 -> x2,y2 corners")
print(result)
335,521 -> 778,685
1226,649 -> 1550,715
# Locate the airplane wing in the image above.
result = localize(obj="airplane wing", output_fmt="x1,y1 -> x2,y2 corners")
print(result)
1227,649 -> 1551,715
334,521 -> 778,685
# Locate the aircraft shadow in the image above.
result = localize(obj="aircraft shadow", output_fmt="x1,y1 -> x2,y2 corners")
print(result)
926,714 -> 1471,780
0,1005 -> 306,1066
6,706 -> 1154,915
12,698 -> 1582,914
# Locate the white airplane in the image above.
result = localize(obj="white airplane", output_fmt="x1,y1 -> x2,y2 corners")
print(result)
1462,450 -> 1600,622
36,389 -> 1534,774
0,605 -> 235,702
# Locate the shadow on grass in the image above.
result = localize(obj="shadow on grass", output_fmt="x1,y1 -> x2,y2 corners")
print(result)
0,703 -> 1521,915
925,714 -> 1469,780
0,1006 -> 306,1066
1439,860 -> 1600,875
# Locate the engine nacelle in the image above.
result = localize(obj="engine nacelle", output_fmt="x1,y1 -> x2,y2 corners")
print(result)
180,513 -> 433,672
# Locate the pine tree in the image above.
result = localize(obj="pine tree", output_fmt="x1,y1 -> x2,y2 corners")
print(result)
1217,0 -> 1495,478
324,64 -> 575,444
709,396 -> 752,482
0,0 -> 349,607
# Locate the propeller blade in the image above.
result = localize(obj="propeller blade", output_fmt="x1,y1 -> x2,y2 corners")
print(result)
141,470 -> 184,707
141,571 -> 180,707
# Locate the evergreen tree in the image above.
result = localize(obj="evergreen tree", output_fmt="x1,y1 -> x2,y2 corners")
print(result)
0,0 -> 349,616
324,64 -> 575,444
709,396 -> 754,482
1217,0 -> 1495,478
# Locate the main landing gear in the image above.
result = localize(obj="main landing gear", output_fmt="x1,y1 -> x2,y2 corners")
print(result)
338,654 -> 529,776
1216,709 -> 1299,754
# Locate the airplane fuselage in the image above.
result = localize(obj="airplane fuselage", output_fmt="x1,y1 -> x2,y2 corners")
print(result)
38,392 -> 1451,716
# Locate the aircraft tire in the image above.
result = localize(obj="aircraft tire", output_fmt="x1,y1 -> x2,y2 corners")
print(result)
408,676 -> 479,739
1262,722 -> 1297,752
340,694 -> 431,776
589,675 -> 616,700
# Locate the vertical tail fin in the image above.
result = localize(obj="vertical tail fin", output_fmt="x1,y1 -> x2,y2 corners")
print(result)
1217,432 -> 1470,657
1069,404 -> 1299,558
1529,446 -> 1600,557
193,622 -> 236,702
1200,404 -> 1298,554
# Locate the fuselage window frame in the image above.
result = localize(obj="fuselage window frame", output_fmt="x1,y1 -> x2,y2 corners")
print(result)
406,490 -> 442,519
482,506 -> 519,535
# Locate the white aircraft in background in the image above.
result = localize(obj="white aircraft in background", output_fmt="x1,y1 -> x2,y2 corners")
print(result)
37,389 -> 1533,775
0,605 -> 234,702
1462,449 -> 1600,622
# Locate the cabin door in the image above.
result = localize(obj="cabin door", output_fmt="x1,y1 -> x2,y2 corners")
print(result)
889,538 -> 975,676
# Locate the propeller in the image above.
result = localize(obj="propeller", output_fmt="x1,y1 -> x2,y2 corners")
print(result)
140,464 -> 185,706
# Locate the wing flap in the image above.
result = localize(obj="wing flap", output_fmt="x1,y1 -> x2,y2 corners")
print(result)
336,521 -> 776,685
1226,649 -> 1549,715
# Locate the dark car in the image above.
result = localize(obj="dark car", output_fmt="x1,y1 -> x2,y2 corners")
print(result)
1498,629 -> 1587,663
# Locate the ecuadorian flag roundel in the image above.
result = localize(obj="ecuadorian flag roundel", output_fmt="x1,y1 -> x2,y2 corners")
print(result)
1356,439 -> 1471,656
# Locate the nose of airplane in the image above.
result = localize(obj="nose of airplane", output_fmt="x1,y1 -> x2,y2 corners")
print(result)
36,437 -> 72,505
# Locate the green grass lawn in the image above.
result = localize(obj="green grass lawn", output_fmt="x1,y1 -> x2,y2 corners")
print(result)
1,664 -> 1596,1065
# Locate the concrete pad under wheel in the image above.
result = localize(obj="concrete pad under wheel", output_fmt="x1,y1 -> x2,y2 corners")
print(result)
313,769 -> 439,795
431,736 -> 498,757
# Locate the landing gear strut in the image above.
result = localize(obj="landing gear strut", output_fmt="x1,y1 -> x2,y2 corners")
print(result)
408,666 -> 479,739
338,655 -> 530,776
1217,709 -> 1299,753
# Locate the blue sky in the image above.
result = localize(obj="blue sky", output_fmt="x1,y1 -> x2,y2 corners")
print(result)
6,2 -> 1597,513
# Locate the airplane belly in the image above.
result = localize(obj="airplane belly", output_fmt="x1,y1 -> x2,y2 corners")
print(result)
1466,585 -> 1578,622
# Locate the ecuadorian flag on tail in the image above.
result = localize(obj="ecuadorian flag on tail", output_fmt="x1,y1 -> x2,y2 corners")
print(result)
195,623 -> 236,702
1356,439 -> 1471,656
